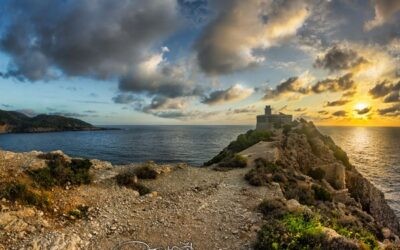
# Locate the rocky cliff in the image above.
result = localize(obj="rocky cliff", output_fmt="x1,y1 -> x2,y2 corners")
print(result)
0,119 -> 398,249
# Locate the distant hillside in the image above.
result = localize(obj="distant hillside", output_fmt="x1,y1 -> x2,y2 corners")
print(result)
0,109 -> 100,133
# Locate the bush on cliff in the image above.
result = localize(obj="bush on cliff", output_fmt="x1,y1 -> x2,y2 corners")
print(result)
134,164 -> 158,179
308,167 -> 326,180
0,182 -> 49,208
312,185 -> 332,202
29,154 -> 92,188
115,171 -> 151,195
205,129 -> 273,166
255,212 -> 324,250
218,154 -> 247,168
245,159 -> 278,186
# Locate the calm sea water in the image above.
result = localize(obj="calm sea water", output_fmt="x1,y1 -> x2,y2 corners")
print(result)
0,125 -> 399,215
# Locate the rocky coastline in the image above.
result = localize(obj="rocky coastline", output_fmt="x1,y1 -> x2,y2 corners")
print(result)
0,120 -> 398,249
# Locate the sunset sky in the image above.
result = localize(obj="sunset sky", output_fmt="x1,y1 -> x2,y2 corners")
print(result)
0,0 -> 399,126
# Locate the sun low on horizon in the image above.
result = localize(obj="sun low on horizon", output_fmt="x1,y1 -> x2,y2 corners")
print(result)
0,0 -> 399,127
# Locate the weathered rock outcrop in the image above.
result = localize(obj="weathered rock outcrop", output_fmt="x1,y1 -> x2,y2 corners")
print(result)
275,121 -> 399,234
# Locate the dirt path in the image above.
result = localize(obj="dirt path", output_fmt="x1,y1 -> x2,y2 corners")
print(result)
1,142 -> 282,250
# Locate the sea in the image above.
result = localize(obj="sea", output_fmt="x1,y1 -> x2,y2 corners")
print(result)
0,125 -> 399,216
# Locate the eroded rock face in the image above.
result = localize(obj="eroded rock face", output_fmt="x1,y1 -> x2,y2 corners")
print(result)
279,121 -> 400,234
346,171 -> 400,234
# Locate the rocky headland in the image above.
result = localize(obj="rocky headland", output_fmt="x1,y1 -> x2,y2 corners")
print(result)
0,120 -> 398,249
0,109 -> 107,133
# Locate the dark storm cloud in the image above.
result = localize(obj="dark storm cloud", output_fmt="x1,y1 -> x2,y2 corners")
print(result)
263,73 -> 354,100
384,91 -> 400,103
201,85 -> 253,105
378,103 -> 400,116
311,73 -> 354,93
369,80 -> 400,103
0,0 -> 195,98
263,77 -> 310,99
355,107 -> 371,115
314,46 -> 367,72
318,110 -> 329,115
369,80 -> 397,98
332,110 -> 347,117
324,99 -> 350,107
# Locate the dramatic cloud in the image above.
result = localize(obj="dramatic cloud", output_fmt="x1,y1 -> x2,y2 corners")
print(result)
118,50 -> 202,98
318,110 -> 329,115
311,73 -> 354,94
314,46 -> 367,72
263,73 -> 356,100
202,84 -> 253,105
369,80 -> 400,103
263,77 -> 310,99
324,99 -> 350,107
384,91 -> 400,103
0,0 -> 200,99
195,0 -> 310,74
332,110 -> 347,117
365,0 -> 400,30
355,107 -> 371,115
142,96 -> 188,112
378,103 -> 400,116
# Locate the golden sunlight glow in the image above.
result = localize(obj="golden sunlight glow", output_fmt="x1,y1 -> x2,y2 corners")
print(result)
354,102 -> 368,111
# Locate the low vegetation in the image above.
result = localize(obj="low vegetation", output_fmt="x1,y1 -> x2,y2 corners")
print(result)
134,163 -> 158,179
255,212 -> 325,250
0,182 -> 50,209
115,171 -> 151,195
205,129 -> 273,166
312,185 -> 332,202
68,205 -> 90,220
245,159 -> 278,186
217,154 -> 247,169
28,153 -> 92,188
308,167 -> 326,180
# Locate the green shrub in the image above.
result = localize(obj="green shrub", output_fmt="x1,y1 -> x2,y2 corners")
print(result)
312,185 -> 332,202
327,220 -> 379,249
308,167 -> 326,180
115,172 -> 151,195
255,212 -> 324,250
218,154 -> 247,168
245,161 -> 278,186
283,184 -> 315,205
259,198 -> 287,218
283,124 -> 292,136
205,129 -> 273,166
29,157 -> 92,188
134,164 -> 158,179
0,182 -> 49,208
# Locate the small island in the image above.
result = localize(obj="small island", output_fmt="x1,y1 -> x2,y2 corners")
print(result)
0,109 -> 106,133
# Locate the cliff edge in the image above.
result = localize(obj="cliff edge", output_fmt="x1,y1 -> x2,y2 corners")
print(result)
0,120 -> 398,249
